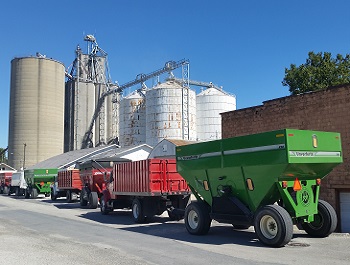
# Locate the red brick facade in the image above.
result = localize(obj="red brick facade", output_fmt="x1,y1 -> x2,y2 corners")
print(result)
221,85 -> 350,230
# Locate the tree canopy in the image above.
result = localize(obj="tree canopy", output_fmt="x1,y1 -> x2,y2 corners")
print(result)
282,51 -> 350,95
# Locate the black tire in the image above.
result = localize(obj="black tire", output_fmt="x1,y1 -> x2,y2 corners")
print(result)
15,187 -> 20,197
66,190 -> 72,203
31,188 -> 38,199
254,204 -> 293,247
184,201 -> 212,235
100,195 -> 111,215
80,190 -> 88,207
132,198 -> 146,223
25,189 -> 30,199
88,192 -> 98,209
301,200 -> 337,237
3,186 -> 9,195
51,191 -> 57,201
232,224 -> 251,230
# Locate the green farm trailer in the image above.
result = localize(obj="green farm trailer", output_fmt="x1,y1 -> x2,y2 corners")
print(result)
24,168 -> 58,199
176,129 -> 342,247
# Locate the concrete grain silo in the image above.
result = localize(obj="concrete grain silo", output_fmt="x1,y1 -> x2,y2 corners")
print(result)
146,80 -> 196,147
8,56 -> 65,170
196,87 -> 236,141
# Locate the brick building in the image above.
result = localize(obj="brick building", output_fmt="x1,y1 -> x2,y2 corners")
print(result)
221,84 -> 350,232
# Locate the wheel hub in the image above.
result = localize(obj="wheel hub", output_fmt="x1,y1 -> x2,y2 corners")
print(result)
260,215 -> 278,239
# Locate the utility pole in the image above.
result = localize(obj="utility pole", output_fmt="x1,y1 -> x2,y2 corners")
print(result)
23,143 -> 26,169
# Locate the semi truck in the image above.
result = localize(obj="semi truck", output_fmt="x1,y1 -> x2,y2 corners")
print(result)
51,168 -> 83,202
100,158 -> 191,222
7,171 -> 27,196
24,168 -> 58,198
176,129 -> 342,247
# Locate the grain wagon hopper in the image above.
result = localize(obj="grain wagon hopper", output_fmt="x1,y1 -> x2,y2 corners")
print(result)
176,129 -> 342,247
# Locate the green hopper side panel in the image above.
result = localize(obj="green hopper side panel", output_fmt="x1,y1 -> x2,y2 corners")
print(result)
25,168 -> 58,193
176,129 -> 342,214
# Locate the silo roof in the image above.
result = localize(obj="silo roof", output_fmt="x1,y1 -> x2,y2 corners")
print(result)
154,80 -> 183,89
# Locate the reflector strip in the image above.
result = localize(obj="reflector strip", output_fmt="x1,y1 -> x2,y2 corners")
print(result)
289,151 -> 341,157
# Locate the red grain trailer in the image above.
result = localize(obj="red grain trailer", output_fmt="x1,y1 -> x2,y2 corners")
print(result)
51,169 -> 82,202
78,159 -> 119,209
0,172 -> 13,194
100,158 -> 191,222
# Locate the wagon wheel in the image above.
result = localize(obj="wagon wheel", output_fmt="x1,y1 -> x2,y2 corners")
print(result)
79,189 -> 88,207
301,200 -> 337,237
88,192 -> 98,209
31,188 -> 38,199
184,201 -> 212,235
66,190 -> 72,203
14,187 -> 19,197
24,189 -> 30,199
100,195 -> 112,215
51,190 -> 57,201
132,198 -> 146,223
254,204 -> 293,247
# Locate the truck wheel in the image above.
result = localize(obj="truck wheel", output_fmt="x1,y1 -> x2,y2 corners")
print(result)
254,204 -> 293,247
184,201 -> 212,235
3,186 -> 9,195
100,195 -> 111,215
31,189 -> 38,199
301,200 -> 337,237
132,198 -> 146,223
51,191 -> 57,201
80,190 -> 88,207
89,192 -> 98,209
15,187 -> 20,197
25,189 -> 30,199
66,190 -> 72,203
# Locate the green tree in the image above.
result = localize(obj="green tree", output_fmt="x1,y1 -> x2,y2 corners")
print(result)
282,52 -> 350,95
0,147 -> 8,163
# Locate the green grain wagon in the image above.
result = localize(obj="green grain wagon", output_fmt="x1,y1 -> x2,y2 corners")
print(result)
24,168 -> 58,199
176,129 -> 342,247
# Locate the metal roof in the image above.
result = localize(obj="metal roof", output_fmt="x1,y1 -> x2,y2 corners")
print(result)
26,145 -> 118,169
148,139 -> 199,159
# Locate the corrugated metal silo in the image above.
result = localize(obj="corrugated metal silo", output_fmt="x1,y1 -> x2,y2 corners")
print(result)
196,87 -> 236,141
119,90 -> 146,147
146,80 -> 196,147
8,56 -> 65,170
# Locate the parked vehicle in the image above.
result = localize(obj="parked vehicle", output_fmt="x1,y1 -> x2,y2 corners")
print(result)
24,168 -> 57,198
0,172 -> 12,194
78,159 -> 116,209
176,129 -> 343,247
51,168 -> 82,202
100,158 -> 191,222
7,171 -> 27,196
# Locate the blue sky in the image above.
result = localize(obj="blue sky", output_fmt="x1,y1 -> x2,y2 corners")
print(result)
1,0 -> 350,148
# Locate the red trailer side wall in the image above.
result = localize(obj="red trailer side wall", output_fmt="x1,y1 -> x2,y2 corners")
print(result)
0,172 -> 13,185
113,159 -> 189,195
57,169 -> 82,190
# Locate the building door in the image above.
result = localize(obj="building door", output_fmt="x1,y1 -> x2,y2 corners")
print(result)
340,192 -> 350,233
